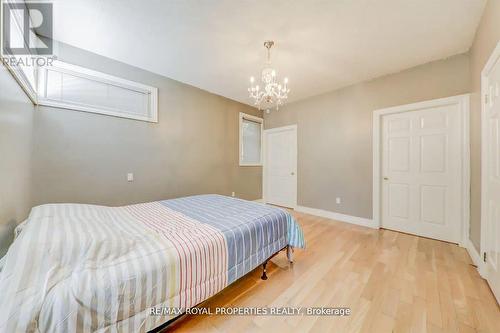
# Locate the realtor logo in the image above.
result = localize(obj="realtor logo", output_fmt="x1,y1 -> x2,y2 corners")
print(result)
2,2 -> 53,55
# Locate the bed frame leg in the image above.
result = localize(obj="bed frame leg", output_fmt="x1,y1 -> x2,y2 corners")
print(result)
261,261 -> 268,280
287,245 -> 294,263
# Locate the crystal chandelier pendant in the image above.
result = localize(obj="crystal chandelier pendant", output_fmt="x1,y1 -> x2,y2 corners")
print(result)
248,41 -> 290,113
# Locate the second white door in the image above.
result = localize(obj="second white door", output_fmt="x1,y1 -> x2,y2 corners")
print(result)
263,125 -> 297,208
481,42 -> 500,304
381,101 -> 464,243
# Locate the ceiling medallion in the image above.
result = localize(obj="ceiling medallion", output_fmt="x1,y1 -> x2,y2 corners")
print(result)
248,41 -> 289,113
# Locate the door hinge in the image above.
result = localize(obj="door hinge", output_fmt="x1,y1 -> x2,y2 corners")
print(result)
483,252 -> 487,262
485,94 -> 489,105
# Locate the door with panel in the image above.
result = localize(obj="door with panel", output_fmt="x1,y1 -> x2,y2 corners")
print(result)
263,126 -> 297,209
482,43 -> 500,304
381,104 -> 462,243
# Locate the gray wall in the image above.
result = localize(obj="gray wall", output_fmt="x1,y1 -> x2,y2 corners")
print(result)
469,0 -> 500,252
0,67 -> 34,256
31,43 -> 262,207
265,53 -> 470,219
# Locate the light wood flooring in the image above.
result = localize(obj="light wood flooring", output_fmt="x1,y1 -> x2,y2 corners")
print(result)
162,211 -> 500,333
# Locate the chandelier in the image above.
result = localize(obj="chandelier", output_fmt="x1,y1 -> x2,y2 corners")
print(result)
248,41 -> 289,113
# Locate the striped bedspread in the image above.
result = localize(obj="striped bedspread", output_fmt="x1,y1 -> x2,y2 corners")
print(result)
0,195 -> 304,332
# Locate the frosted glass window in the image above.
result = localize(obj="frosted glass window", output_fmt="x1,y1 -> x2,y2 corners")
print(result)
37,61 -> 158,122
240,113 -> 263,166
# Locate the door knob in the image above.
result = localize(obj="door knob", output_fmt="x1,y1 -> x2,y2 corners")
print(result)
291,172 -> 295,175
383,177 -> 389,180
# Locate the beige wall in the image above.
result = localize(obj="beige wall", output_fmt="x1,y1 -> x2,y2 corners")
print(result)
265,53 -> 470,220
0,67 -> 33,257
31,43 -> 262,207
469,0 -> 500,252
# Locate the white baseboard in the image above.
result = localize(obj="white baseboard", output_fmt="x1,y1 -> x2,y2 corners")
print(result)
466,239 -> 486,278
295,205 -> 377,229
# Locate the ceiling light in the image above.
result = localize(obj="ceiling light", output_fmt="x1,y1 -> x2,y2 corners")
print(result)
248,41 -> 290,113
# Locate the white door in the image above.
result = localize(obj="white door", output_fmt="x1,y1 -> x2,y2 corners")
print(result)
381,102 -> 463,243
481,42 -> 500,304
263,125 -> 297,208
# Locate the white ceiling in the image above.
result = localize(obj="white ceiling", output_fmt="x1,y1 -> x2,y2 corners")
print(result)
51,0 -> 486,107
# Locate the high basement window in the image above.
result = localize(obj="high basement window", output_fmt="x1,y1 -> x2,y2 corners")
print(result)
37,61 -> 158,122
3,37 -> 158,122
239,112 -> 263,166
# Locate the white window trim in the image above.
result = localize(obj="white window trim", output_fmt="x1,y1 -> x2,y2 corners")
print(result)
0,0 -> 38,103
37,60 -> 159,123
239,112 -> 263,166
3,58 -> 37,104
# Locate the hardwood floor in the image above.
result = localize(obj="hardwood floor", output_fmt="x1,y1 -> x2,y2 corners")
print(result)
162,211 -> 500,333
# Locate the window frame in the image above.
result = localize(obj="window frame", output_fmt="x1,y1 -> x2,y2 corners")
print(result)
37,60 -> 159,122
239,112 -> 263,166
0,0 -> 38,103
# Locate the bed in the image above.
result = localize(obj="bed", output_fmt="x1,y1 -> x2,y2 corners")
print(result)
0,194 -> 305,332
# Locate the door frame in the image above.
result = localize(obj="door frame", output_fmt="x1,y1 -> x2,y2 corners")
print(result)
372,94 -> 470,246
480,41 -> 500,279
263,124 -> 298,209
